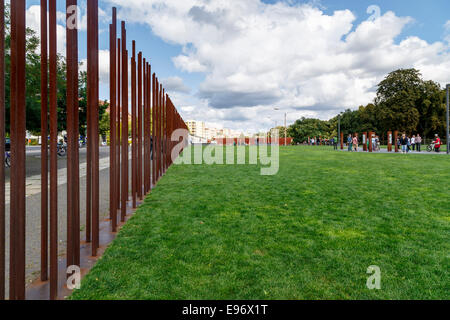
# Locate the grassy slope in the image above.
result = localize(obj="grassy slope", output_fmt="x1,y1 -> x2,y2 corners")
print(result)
71,146 -> 449,300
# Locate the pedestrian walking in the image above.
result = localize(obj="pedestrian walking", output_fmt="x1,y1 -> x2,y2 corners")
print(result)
411,135 -> 416,151
400,133 -> 408,154
353,136 -> 358,152
347,134 -> 352,152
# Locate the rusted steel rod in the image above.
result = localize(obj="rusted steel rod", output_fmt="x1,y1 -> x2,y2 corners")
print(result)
10,0 -> 27,300
159,83 -> 163,181
121,22 -> 128,222
116,38 -> 121,217
66,0 -> 80,269
39,0 -> 49,284
87,0 -> 100,256
110,7 -> 117,232
137,52 -> 143,200
0,0 -> 5,301
49,0 -> 58,300
155,77 -> 159,183
164,90 -> 167,173
152,73 -> 156,188
131,41 -> 137,208
156,79 -> 159,182
143,60 -> 148,194
147,63 -> 152,193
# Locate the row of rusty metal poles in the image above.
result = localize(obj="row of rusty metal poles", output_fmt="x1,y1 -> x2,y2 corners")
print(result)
0,3 -> 188,300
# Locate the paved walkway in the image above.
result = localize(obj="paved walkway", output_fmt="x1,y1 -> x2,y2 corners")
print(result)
340,147 -> 448,155
3,153 -> 132,298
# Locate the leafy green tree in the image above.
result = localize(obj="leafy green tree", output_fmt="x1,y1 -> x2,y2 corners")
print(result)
288,118 -> 330,143
4,4 -> 108,136
374,69 -> 422,134
416,80 -> 446,138
3,3 -> 58,134
77,71 -> 109,136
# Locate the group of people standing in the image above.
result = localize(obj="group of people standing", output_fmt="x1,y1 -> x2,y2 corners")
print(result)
398,134 -> 422,153
398,133 -> 442,153
346,134 -> 380,152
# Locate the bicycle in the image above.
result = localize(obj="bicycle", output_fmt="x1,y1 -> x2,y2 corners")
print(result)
426,143 -> 436,152
57,143 -> 67,157
5,151 -> 11,168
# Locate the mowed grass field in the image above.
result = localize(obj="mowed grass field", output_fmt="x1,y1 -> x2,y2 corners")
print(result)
71,146 -> 449,300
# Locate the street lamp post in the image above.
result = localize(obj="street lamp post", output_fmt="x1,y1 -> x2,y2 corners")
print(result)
338,114 -> 341,148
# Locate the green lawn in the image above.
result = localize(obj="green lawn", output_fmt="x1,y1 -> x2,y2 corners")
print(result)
71,146 -> 449,300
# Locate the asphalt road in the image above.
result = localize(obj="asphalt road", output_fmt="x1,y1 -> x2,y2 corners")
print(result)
5,146 -> 112,181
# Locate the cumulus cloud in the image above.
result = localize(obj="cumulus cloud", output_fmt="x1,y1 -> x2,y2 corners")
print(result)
162,76 -> 191,94
80,50 -> 110,84
26,5 -> 66,56
18,0 -> 436,133
105,0 -> 450,133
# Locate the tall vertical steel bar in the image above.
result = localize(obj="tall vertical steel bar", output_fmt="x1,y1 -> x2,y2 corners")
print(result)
66,0 -> 79,269
165,95 -> 168,170
143,61 -> 149,194
156,79 -> 160,182
131,41 -> 137,208
87,0 -> 100,256
147,64 -> 152,192
39,0 -> 49,284
110,8 -> 117,231
158,79 -> 162,181
446,84 -> 449,155
159,83 -> 163,180
142,59 -> 147,193
162,86 -> 164,175
163,89 -> 166,173
152,73 -> 156,188
66,0 -> 74,272
0,0 -> 4,300
116,38 -> 121,217
137,53 -> 143,199
9,0 -> 17,299
121,23 -> 128,222
10,0 -> 27,300
49,0 -> 58,300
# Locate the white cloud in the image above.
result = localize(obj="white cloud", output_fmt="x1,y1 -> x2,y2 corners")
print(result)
26,5 -> 66,56
162,76 -> 191,94
80,49 -> 110,85
74,1 -> 450,132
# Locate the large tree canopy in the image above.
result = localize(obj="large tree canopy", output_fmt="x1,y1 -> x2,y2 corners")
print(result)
288,68 -> 447,143
3,4 -> 108,136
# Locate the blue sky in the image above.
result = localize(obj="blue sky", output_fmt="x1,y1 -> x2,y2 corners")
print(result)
24,0 -> 450,133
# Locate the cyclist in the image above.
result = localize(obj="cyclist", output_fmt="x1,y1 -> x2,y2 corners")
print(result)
432,134 -> 441,153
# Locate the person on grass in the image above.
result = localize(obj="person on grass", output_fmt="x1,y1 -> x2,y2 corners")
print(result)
353,136 -> 358,152
411,135 -> 416,151
400,134 -> 408,154
416,134 -> 422,152
347,134 -> 352,152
